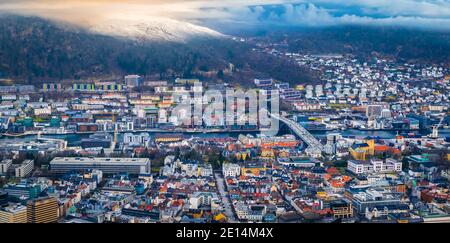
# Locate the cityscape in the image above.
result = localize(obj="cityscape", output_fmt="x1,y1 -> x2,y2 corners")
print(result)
0,0 -> 449,226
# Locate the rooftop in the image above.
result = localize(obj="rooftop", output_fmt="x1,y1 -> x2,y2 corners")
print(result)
50,157 -> 150,165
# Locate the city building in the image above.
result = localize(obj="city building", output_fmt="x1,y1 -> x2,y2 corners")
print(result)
347,159 -> 402,175
15,160 -> 34,178
222,163 -> 241,177
324,133 -> 340,155
42,83 -> 62,92
0,191 -> 8,207
0,204 -> 28,223
3,182 -> 41,200
254,78 -> 273,87
349,140 -> 375,160
189,192 -> 219,209
125,75 -> 142,88
27,197 -> 59,223
50,157 -> 151,175
351,189 -> 403,214
329,199 -> 353,219
123,133 -> 151,147
0,159 -> 12,174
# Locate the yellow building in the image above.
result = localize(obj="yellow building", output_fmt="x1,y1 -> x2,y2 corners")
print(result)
330,200 -> 353,219
350,147 -> 368,161
349,139 -> 375,161
261,149 -> 275,158
27,197 -> 59,223
241,166 -> 266,177
278,150 -> 290,158
316,191 -> 328,199
214,213 -> 227,222
296,85 -> 305,91
0,205 -> 28,223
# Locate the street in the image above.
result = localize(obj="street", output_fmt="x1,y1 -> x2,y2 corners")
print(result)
214,172 -> 238,223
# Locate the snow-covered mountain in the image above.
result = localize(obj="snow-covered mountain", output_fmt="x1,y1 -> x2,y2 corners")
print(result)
89,17 -> 225,42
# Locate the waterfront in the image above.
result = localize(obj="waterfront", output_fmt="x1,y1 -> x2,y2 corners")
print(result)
1,129 -> 449,147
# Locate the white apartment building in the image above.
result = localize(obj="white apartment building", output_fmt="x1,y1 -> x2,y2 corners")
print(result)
15,160 -> 34,178
34,106 -> 52,116
189,192 -> 219,209
123,133 -> 151,147
0,159 -> 12,174
222,163 -> 241,177
348,159 -> 402,175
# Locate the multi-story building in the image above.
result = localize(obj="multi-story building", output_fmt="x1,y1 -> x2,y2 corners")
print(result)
15,160 -> 34,178
3,183 -> 41,200
0,204 -> 28,223
123,133 -> 151,147
222,163 -> 241,177
365,204 -> 410,221
125,75 -> 142,88
72,83 -> 96,92
97,82 -> 124,92
34,106 -> 52,116
189,192 -> 219,209
347,159 -> 402,175
254,78 -> 273,87
351,189 -> 403,214
42,83 -> 62,92
0,191 -> 8,207
329,199 -> 353,219
0,159 -> 12,174
50,157 -> 151,175
27,197 -> 59,223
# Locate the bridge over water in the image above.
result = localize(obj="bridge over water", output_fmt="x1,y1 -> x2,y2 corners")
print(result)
269,112 -> 325,152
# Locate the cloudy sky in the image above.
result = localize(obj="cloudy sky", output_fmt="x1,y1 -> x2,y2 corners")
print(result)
1,0 -> 450,30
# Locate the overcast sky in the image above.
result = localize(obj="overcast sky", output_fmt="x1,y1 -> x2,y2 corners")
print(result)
1,0 -> 450,30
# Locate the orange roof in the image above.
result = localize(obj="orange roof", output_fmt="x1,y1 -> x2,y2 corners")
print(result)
331,180 -> 345,188
342,175 -> 351,182
326,167 -> 339,175
374,145 -> 389,152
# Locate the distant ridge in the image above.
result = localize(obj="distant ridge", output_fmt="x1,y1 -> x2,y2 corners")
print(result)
89,17 -> 226,43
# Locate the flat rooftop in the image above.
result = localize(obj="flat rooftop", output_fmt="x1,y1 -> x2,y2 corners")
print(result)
50,157 -> 150,165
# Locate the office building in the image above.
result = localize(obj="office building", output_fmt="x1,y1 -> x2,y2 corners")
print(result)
3,182 -> 41,200
80,133 -> 111,149
0,159 -> 12,174
330,199 -> 353,219
351,189 -> 402,214
348,159 -> 402,175
15,160 -> 34,178
125,75 -> 142,88
222,163 -> 241,177
324,133 -> 340,155
254,78 -> 273,87
0,204 -> 28,223
123,133 -> 151,147
0,191 -> 8,207
50,157 -> 151,175
27,197 -> 59,223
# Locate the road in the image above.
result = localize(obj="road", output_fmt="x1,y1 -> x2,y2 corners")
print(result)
270,112 -> 325,151
214,172 -> 238,223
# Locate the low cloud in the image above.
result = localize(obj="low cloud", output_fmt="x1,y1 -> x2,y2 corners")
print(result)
1,0 -> 450,31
